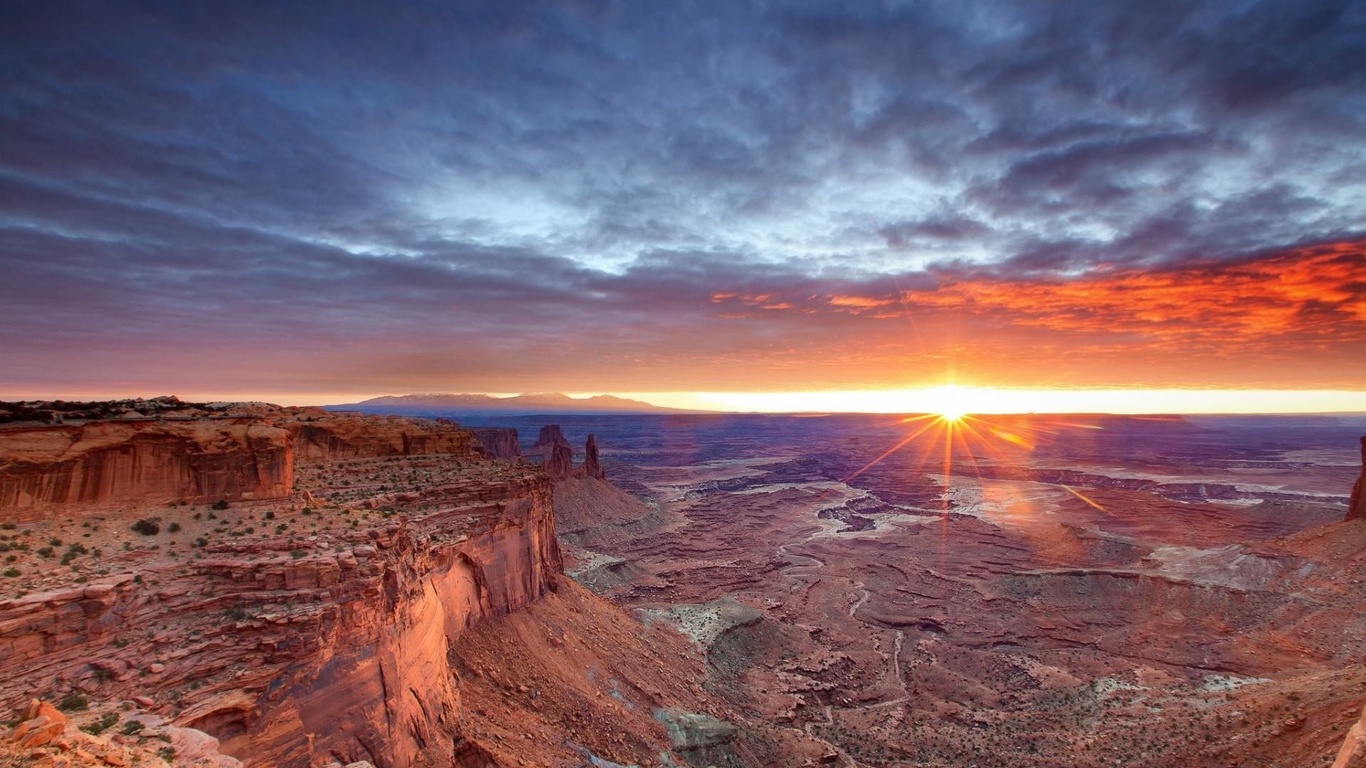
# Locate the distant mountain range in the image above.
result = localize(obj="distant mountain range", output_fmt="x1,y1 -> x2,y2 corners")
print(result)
325,392 -> 709,415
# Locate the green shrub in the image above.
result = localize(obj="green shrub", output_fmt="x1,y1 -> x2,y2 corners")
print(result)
167,522 -> 181,533
58,693 -> 89,712
79,712 -> 118,735
2,567 -> 19,577
211,499 -> 229,510
131,518 -> 160,536
121,720 -> 145,736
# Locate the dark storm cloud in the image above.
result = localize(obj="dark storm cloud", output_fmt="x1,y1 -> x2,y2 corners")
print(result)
1,0 -> 1364,393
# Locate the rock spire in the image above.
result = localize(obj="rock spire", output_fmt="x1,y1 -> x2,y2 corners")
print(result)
583,433 -> 605,479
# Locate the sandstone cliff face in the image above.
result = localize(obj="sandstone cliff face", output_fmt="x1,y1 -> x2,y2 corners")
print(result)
0,407 -> 571,766
0,419 -> 292,519
468,428 -> 521,462
1347,436 -> 1366,521
0,468 -> 561,767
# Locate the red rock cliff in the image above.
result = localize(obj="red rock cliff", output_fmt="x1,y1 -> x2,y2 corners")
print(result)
0,419 -> 292,519
0,466 -> 561,767
0,406 -> 571,766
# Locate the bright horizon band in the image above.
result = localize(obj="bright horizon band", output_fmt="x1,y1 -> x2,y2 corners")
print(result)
6,388 -> 1364,415
624,388 -> 1366,415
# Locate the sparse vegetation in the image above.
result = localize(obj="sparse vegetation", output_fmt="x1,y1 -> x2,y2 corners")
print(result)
61,542 -> 88,564
58,692 -> 89,712
211,499 -> 230,510
79,711 -> 119,735
131,518 -> 161,535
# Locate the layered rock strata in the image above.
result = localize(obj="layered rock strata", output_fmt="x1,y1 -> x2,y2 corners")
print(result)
0,406 -> 580,767
0,467 -> 561,766
0,419 -> 293,518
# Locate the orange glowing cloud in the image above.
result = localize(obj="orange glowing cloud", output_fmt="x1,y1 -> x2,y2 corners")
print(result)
699,240 -> 1366,390
898,240 -> 1366,350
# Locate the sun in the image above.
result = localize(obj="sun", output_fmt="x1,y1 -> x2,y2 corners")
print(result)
923,385 -> 973,422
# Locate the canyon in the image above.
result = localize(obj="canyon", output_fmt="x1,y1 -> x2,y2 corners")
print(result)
3,402 -> 1366,768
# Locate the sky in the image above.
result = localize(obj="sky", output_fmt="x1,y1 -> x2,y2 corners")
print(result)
2,1 -> 1365,413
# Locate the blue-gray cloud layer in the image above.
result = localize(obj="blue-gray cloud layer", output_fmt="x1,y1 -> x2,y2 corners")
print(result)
2,0 -> 1364,393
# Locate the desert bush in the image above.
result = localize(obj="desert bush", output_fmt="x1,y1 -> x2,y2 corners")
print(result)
58,693 -> 89,712
131,518 -> 160,536
80,712 -> 118,735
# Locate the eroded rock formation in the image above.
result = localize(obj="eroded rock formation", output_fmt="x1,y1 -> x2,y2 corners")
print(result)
531,425 -> 569,452
583,433 -> 605,480
528,424 -> 575,481
1348,436 -> 1366,521
544,443 -> 574,481
469,428 -> 521,462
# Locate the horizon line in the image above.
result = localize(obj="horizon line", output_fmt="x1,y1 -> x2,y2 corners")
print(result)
4,387 -> 1366,416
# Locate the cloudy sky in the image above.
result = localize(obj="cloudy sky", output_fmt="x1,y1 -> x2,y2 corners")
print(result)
2,1 -> 1364,410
